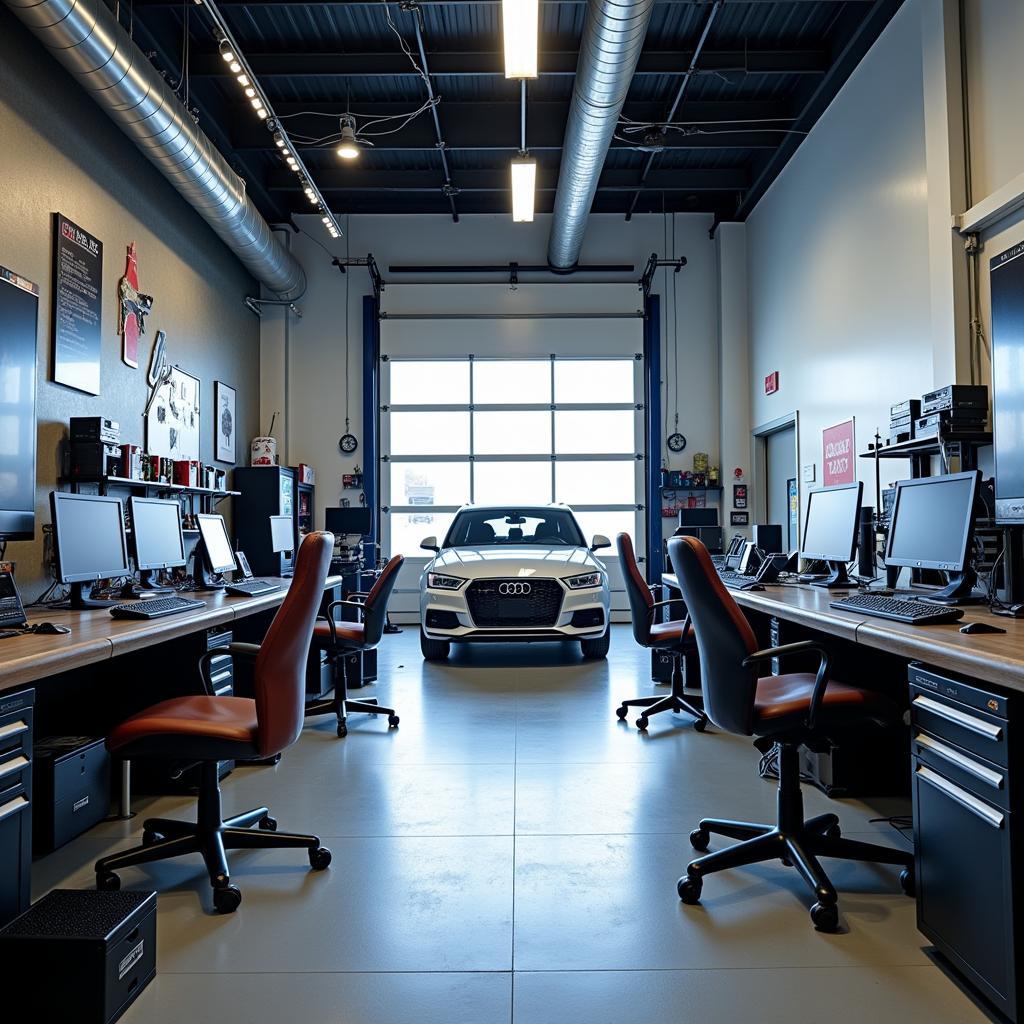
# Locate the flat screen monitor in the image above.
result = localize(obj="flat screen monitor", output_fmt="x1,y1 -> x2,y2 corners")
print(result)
800,483 -> 862,563
269,514 -> 293,553
129,497 -> 186,570
885,471 -> 981,572
325,506 -> 372,537
196,513 -> 237,575
991,245 -> 1024,522
50,492 -> 129,609
678,508 -> 718,527
0,267 -> 39,542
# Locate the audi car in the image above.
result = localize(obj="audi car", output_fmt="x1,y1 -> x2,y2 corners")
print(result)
418,505 -> 612,661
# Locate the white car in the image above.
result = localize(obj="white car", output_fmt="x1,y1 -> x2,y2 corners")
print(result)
419,504 -> 612,661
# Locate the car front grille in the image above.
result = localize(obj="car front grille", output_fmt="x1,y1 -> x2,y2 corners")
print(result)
466,578 -> 563,628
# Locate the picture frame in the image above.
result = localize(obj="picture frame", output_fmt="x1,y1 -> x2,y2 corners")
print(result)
733,483 -> 748,510
215,381 -> 236,464
730,511 -> 749,527
146,365 -> 200,461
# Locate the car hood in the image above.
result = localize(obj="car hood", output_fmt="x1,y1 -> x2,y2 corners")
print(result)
428,546 -> 605,581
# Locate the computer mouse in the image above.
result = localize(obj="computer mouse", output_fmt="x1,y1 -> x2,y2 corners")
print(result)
959,621 -> 1007,635
34,622 -> 71,635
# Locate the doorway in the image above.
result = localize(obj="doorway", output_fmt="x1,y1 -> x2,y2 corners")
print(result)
753,413 -> 799,551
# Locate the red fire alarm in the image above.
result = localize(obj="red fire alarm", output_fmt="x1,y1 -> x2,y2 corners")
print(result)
764,371 -> 779,395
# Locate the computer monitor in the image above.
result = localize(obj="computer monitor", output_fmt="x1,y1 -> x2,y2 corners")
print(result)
885,470 -> 982,603
800,481 -> 863,589
195,513 -> 237,588
50,491 -> 130,608
678,508 -> 718,528
325,506 -> 372,537
129,497 -> 185,592
269,515 -> 293,554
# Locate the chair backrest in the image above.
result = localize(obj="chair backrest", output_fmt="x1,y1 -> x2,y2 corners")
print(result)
360,554 -> 405,647
617,532 -> 656,647
253,531 -> 333,757
667,535 -> 760,736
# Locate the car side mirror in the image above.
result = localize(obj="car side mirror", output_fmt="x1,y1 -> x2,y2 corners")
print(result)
591,534 -> 611,552
420,536 -> 440,553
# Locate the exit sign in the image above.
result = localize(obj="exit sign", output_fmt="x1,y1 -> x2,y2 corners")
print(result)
764,371 -> 779,395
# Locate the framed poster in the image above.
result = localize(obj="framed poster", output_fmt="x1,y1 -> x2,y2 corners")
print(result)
146,366 -> 200,461
52,213 -> 102,394
215,381 -> 236,463
823,418 -> 856,486
733,483 -> 748,509
730,511 -> 749,526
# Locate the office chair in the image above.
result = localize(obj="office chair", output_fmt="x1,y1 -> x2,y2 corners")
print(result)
667,536 -> 914,932
615,533 -> 707,731
305,554 -> 404,737
95,532 -> 335,914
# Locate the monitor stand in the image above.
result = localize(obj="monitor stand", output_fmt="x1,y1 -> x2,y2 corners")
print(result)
192,544 -> 225,591
810,561 -> 858,590
120,571 -> 174,598
68,582 -> 120,610
919,569 -> 982,606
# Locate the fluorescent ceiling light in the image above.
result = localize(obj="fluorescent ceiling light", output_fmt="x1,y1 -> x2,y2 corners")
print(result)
510,157 -> 536,222
502,0 -> 538,79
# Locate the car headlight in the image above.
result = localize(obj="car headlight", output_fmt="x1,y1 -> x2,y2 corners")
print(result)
427,572 -> 467,591
564,571 -> 604,590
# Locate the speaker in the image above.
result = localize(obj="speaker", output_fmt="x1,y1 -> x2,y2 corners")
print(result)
857,505 -> 875,578
753,524 -> 783,554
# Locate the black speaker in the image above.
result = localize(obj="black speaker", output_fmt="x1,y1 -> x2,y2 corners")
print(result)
857,505 -> 875,578
753,524 -> 783,554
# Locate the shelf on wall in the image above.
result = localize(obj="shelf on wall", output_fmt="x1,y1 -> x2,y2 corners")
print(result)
660,485 -> 723,493
859,433 -> 992,461
59,474 -> 240,498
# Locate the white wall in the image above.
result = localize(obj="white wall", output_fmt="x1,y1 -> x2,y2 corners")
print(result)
261,212 -> 722,533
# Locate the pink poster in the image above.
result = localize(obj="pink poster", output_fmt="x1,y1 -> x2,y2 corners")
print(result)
822,419 -> 856,486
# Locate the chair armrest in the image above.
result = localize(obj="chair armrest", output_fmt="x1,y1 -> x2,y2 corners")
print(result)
742,640 -> 833,730
321,599 -> 367,648
198,643 -> 260,696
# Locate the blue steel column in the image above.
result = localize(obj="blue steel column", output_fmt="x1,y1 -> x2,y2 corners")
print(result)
362,294 -> 380,555
644,295 -> 662,584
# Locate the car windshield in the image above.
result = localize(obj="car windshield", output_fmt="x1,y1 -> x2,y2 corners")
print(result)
444,509 -> 585,548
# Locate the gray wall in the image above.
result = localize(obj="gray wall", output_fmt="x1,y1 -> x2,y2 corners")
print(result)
0,10 -> 261,594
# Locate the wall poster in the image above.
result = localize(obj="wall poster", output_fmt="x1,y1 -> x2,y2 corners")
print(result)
822,418 -> 856,487
51,213 -> 102,395
146,366 -> 201,461
215,381 -> 236,463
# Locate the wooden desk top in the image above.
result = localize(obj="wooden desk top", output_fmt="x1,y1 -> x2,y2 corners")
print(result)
0,576 -> 342,693
662,572 -> 1024,694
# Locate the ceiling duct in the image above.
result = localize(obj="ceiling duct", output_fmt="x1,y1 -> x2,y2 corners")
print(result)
547,0 -> 655,270
4,0 -> 306,301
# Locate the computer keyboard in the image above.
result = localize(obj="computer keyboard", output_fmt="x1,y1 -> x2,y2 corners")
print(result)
225,578 -> 282,597
829,593 -> 964,625
110,595 -> 207,620
718,570 -> 757,590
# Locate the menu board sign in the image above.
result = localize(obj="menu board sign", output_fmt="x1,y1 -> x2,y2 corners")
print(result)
52,213 -> 102,394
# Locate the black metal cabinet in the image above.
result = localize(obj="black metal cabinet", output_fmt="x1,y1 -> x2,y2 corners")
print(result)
0,689 -> 33,927
233,466 -> 302,577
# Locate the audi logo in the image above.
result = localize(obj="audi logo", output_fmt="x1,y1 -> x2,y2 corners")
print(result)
498,582 -> 532,596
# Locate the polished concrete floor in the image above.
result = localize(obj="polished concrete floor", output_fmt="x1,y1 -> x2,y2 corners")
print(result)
35,626 -> 992,1022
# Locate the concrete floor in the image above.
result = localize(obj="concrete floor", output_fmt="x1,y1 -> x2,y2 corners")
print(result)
34,625 -> 992,1023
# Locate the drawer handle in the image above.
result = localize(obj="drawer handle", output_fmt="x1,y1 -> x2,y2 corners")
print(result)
914,733 -> 1004,789
0,795 -> 29,822
0,755 -> 29,780
913,696 -> 1003,740
0,720 -> 29,742
916,765 -> 1004,828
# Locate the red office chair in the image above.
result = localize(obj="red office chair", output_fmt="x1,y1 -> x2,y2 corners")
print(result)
668,536 -> 913,931
94,532 -> 335,914
306,555 -> 404,737
615,533 -> 706,731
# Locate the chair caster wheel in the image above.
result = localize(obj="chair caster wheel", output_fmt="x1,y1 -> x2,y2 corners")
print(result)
689,828 -> 710,851
309,846 -> 332,870
636,716 -> 649,731
899,867 -> 915,897
693,716 -> 707,732
810,901 -> 839,932
615,706 -> 628,720
213,884 -> 242,914
388,715 -> 400,727
141,829 -> 161,846
258,815 -> 278,832
97,871 -> 121,892
337,722 -> 348,738
677,875 -> 702,904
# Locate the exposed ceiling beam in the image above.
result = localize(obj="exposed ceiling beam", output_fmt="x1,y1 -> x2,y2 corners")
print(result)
135,0 -> 869,7
190,48 -> 828,79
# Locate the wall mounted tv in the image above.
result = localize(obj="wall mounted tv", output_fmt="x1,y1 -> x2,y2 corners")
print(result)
0,266 -> 39,541
992,243 -> 1024,524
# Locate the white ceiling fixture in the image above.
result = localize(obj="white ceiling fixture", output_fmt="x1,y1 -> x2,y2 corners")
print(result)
336,116 -> 361,161
510,156 -> 537,222
502,0 -> 539,79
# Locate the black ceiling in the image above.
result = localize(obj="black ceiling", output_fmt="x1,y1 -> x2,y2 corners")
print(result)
128,0 -> 904,226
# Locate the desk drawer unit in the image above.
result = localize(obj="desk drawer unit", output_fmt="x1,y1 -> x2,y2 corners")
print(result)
909,663 -> 1019,1019
0,688 -> 34,928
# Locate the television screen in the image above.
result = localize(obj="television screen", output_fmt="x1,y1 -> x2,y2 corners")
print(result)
992,243 -> 1024,523
0,266 -> 39,541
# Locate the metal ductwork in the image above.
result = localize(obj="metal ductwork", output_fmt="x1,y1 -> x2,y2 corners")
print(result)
4,0 -> 306,300
548,0 -> 655,269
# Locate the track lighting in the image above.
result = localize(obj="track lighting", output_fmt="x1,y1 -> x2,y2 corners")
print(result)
502,0 -> 539,79
510,155 -> 536,222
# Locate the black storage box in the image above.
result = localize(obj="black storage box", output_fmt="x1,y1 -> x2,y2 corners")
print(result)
33,736 -> 110,854
0,688 -> 33,928
0,889 -> 156,1023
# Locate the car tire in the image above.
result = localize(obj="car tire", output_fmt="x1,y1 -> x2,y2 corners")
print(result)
420,629 -> 451,661
580,632 -> 610,660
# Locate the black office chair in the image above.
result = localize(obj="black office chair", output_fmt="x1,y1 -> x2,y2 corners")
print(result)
668,535 -> 914,931
615,533 -> 707,731
306,555 -> 403,737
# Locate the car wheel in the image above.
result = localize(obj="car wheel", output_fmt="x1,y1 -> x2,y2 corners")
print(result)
580,632 -> 610,660
420,629 -> 451,661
